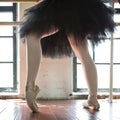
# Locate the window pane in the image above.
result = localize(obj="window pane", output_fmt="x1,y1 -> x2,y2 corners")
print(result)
0,26 -> 13,36
77,65 -> 110,89
0,12 -> 13,22
95,40 -> 110,63
0,64 -> 13,87
77,64 -> 87,88
114,3 -> 120,8
0,2 -> 13,6
97,65 -> 110,89
114,26 -> 120,38
88,40 -> 93,58
114,14 -> 120,23
113,65 -> 120,89
113,40 -> 120,63
0,38 -> 13,61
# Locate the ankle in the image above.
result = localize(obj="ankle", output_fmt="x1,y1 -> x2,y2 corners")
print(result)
88,94 -> 99,105
88,94 -> 97,98
26,82 -> 35,87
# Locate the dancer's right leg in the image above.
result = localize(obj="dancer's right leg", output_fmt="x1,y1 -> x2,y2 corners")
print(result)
26,34 -> 41,112
25,29 -> 58,113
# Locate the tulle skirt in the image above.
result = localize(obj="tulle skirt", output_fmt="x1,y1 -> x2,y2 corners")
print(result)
20,0 -> 116,57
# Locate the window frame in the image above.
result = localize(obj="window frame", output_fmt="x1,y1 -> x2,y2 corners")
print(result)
0,3 -> 18,93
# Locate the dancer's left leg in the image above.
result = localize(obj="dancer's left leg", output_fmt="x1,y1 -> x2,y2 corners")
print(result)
68,34 -> 100,110
26,34 -> 41,112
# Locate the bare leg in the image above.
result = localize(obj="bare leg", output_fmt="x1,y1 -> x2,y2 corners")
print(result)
68,34 -> 100,110
26,34 -> 41,112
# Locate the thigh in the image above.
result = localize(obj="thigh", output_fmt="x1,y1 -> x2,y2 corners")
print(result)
67,34 -> 88,52
67,34 -> 90,61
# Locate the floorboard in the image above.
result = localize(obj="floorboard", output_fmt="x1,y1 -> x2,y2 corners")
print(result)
0,99 -> 120,120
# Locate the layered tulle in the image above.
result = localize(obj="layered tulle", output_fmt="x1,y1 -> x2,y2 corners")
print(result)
20,0 -> 116,57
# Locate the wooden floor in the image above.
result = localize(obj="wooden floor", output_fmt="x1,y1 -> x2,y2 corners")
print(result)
0,99 -> 120,120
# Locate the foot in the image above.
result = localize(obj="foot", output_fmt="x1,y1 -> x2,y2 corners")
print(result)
26,85 -> 40,112
83,95 -> 100,110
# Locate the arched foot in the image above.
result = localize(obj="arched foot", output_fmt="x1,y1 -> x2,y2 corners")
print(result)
26,85 -> 40,112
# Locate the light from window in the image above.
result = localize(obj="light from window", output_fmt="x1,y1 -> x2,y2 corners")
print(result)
114,40 -> 120,63
0,12 -> 13,22
0,26 -> 13,36
0,64 -> 13,87
0,2 -> 13,6
0,38 -> 13,62
95,40 -> 110,63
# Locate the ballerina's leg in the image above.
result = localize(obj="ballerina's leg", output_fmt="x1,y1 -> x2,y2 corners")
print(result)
25,27 -> 58,112
68,34 -> 100,110
25,34 -> 41,112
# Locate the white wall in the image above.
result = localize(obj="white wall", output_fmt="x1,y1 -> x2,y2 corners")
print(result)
36,58 -> 73,99
19,3 -> 73,99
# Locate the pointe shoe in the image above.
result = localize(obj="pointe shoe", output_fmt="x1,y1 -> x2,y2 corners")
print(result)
83,95 -> 100,110
83,100 -> 100,110
26,85 -> 40,112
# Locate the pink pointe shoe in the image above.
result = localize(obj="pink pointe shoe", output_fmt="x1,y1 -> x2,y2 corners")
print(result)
26,85 -> 40,112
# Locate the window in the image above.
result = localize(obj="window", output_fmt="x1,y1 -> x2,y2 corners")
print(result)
73,3 -> 120,93
0,3 -> 18,93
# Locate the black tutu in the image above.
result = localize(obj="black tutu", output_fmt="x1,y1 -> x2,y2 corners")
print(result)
20,0 -> 116,58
